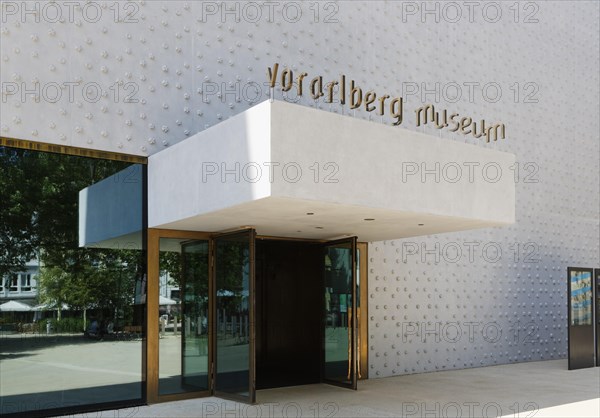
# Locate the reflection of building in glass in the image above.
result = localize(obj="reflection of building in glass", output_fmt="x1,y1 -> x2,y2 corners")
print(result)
0,258 -> 40,306
159,271 -> 180,302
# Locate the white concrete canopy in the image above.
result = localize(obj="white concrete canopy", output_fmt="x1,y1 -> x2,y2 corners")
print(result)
149,100 -> 515,241
79,165 -> 144,248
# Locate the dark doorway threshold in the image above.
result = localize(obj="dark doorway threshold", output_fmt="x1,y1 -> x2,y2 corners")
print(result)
255,239 -> 322,390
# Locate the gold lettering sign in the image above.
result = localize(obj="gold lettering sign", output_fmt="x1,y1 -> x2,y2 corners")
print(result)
415,104 -> 506,142
267,63 -> 505,139
267,63 -> 403,126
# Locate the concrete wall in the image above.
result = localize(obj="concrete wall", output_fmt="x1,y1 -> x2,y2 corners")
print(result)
79,165 -> 143,248
2,1 -> 599,378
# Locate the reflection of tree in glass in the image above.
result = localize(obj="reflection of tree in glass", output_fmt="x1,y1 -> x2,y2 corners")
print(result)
216,240 -> 248,314
160,250 -> 183,288
182,246 -> 209,298
326,247 -> 351,293
180,244 -> 210,336
0,147 -> 142,324
38,250 -> 143,321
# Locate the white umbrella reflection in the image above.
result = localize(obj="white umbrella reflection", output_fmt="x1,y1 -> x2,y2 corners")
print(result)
0,300 -> 32,312
32,303 -> 69,311
31,303 -> 70,321
159,295 -> 178,305
216,290 -> 235,296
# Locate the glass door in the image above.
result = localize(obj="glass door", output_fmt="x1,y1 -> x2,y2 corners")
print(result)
148,230 -> 212,403
322,237 -> 358,389
212,229 -> 256,403
180,241 -> 210,390
155,236 -> 210,398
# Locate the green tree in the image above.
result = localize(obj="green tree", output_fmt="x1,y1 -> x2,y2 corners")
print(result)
0,147 -> 43,279
1,146 -> 141,319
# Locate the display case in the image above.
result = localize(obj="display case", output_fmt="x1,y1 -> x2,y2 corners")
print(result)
567,267 -> 595,369
595,269 -> 600,367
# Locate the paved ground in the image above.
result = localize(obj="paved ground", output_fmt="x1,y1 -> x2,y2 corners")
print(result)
64,359 -> 599,418
2,333 -> 599,417
0,333 -> 143,397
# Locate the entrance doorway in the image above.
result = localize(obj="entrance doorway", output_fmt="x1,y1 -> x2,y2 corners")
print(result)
255,239 -> 322,389
147,229 -> 367,404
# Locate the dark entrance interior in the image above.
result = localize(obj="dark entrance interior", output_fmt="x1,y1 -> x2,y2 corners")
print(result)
255,239 -> 322,389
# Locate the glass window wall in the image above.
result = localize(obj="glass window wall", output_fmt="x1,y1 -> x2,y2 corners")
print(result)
0,146 -> 146,416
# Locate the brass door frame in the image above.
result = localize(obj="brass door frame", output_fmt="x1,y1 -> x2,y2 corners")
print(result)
256,235 -> 327,243
147,231 -> 369,404
1,136 -> 148,164
357,242 -> 369,380
146,228 -> 213,404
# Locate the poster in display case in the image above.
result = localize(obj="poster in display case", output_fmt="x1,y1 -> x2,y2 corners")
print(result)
567,267 -> 595,370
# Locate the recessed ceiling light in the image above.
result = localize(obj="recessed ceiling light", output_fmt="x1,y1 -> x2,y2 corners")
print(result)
364,218 -> 375,221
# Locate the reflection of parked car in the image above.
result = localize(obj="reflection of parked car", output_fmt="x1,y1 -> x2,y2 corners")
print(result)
326,313 -> 334,327
84,319 -> 101,339
84,320 -> 117,340
199,316 -> 208,334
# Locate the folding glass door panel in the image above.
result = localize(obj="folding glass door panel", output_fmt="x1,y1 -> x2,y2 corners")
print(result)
156,236 -> 210,397
322,237 -> 357,389
180,241 -> 210,389
213,229 -> 256,403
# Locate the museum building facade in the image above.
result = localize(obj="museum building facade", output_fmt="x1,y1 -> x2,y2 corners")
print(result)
0,1 -> 598,417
